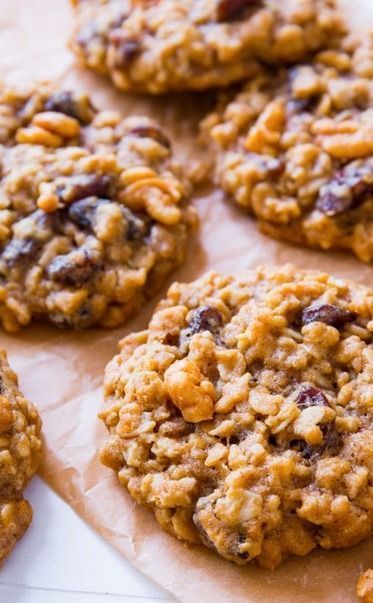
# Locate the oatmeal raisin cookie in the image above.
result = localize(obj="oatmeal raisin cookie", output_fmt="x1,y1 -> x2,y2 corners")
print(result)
202,36 -> 373,262
0,349 -> 42,564
0,84 -> 196,331
70,0 -> 345,93
100,265 -> 373,568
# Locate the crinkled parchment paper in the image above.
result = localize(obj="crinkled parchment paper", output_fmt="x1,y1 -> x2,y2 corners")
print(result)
0,1 -> 372,601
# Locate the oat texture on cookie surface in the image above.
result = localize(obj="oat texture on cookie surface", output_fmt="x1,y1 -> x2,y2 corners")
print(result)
0,349 -> 42,565
202,35 -> 373,262
100,265 -> 373,569
0,84 -> 196,331
70,0 -> 345,93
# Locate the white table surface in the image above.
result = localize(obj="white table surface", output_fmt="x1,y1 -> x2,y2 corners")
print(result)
0,477 -> 175,603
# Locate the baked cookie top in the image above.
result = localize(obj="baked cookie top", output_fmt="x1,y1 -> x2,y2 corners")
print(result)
202,37 -> 373,262
70,0 -> 345,93
0,84 -> 196,331
100,265 -> 373,569
357,569 -> 373,603
0,349 -> 42,564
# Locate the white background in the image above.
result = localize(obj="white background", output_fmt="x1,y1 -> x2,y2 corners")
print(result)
0,478 -> 174,603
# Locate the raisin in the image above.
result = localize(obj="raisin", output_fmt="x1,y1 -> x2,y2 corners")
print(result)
266,158 -> 284,178
217,0 -> 262,22
2,238 -> 40,267
68,197 -> 107,229
320,422 -> 341,456
57,175 -> 112,204
188,306 -> 223,335
46,249 -> 101,286
316,167 -> 373,217
1,211 -> 53,267
292,422 -> 341,460
296,385 -> 330,410
44,91 -> 94,124
179,307 -> 223,348
128,125 -> 171,149
246,153 -> 284,179
286,98 -> 315,115
109,31 -> 141,66
68,197 -> 149,240
162,332 -> 180,346
299,303 -> 357,329
121,206 -> 150,241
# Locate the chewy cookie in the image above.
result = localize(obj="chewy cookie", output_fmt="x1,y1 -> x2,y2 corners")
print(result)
0,349 -> 42,565
0,84 -> 196,331
202,37 -> 373,262
357,570 -> 373,603
70,0 -> 345,94
100,265 -> 373,569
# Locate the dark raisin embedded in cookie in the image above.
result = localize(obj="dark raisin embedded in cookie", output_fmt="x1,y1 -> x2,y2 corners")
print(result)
56,174 -> 113,204
217,0 -> 262,22
295,385 -> 330,410
300,304 -> 357,329
316,166 -> 373,217
46,248 -> 102,286
109,32 -> 142,67
44,91 -> 94,124
188,306 -> 223,335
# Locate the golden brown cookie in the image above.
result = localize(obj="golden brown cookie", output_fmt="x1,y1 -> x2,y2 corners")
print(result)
70,0 -> 345,93
202,36 -> 373,262
0,349 -> 42,565
0,84 -> 196,331
100,265 -> 373,569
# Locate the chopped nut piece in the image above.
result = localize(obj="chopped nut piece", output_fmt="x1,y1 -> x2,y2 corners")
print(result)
164,359 -> 215,423
32,111 -> 80,138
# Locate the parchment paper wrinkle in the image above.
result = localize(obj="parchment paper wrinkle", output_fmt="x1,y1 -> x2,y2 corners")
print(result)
0,1 -> 372,601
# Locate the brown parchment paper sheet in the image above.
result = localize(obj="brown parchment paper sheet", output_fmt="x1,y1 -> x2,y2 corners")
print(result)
1,1 -> 373,601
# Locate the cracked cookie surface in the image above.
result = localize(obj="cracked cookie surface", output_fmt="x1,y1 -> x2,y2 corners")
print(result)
202,36 -> 373,262
100,265 -> 373,569
0,349 -> 42,565
0,84 -> 196,331
70,0 -> 345,94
